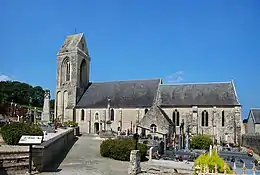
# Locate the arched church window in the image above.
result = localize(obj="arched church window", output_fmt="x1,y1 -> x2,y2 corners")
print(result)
144,108 -> 148,114
172,110 -> 180,126
65,61 -> 70,81
80,59 -> 87,87
150,124 -> 157,133
222,110 -> 225,127
201,110 -> 209,127
110,109 -> 114,121
95,112 -> 99,120
81,109 -> 84,121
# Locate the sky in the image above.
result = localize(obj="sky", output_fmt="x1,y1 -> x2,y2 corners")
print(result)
1,0 -> 260,119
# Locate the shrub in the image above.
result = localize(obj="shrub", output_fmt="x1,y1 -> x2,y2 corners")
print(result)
67,120 -> 78,127
190,135 -> 213,150
100,138 -> 147,161
147,134 -> 152,139
1,122 -> 44,145
194,149 -> 232,174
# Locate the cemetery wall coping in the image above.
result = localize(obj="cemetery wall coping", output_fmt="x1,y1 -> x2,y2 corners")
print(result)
33,127 -> 75,149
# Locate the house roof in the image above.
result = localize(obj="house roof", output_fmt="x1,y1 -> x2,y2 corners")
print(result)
75,79 -> 161,108
158,81 -> 240,106
250,108 -> 260,124
58,33 -> 84,54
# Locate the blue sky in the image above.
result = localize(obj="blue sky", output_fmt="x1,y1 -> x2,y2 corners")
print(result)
1,0 -> 260,119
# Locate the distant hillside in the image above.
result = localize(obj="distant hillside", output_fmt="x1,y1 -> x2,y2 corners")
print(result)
0,80 -> 53,108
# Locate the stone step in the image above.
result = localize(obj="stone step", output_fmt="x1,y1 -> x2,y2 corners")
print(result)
0,154 -> 29,161
1,160 -> 29,168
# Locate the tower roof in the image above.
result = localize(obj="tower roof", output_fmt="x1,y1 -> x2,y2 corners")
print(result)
58,33 -> 84,54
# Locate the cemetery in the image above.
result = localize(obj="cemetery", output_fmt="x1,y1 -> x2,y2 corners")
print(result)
99,122 -> 260,175
0,90 -> 79,174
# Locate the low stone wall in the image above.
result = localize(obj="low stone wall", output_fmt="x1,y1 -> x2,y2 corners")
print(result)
32,127 -> 78,172
242,134 -> 260,155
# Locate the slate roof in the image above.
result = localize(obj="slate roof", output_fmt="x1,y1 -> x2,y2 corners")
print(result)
58,33 -> 83,53
158,81 -> 240,106
250,108 -> 260,124
76,79 -> 161,108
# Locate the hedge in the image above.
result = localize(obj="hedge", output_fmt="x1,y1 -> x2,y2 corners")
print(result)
190,135 -> 213,150
1,122 -> 44,145
100,138 -> 147,161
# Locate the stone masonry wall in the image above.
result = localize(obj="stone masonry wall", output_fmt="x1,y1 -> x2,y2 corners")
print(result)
76,106 -> 242,144
32,127 -> 75,172
163,106 -> 242,144
242,134 -> 260,155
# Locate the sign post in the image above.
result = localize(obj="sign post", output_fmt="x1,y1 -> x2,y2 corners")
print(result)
19,135 -> 43,174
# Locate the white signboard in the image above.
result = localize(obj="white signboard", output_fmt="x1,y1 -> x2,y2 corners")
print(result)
19,135 -> 43,145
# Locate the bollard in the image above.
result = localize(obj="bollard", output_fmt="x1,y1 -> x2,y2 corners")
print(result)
209,145 -> 212,157
128,150 -> 141,175
242,163 -> 246,175
224,163 -> 227,175
149,147 -> 153,161
252,163 -> 256,175
233,162 -> 236,175
215,164 -> 218,175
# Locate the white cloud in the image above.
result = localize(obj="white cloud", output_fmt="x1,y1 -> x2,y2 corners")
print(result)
166,71 -> 184,83
0,75 -> 11,82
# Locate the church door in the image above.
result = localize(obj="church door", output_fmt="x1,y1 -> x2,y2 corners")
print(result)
94,122 -> 99,134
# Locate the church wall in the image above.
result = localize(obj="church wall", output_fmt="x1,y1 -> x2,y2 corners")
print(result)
247,112 -> 255,134
75,108 -> 148,134
162,106 -> 242,144
255,124 -> 260,133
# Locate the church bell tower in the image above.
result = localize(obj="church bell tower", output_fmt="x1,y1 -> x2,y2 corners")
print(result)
54,33 -> 90,122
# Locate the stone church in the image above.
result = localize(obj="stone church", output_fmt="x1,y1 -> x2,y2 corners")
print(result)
54,33 -> 243,144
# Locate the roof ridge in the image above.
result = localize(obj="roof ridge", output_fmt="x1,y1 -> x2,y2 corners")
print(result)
160,81 -> 232,86
91,78 -> 161,84
66,33 -> 84,37
251,108 -> 260,110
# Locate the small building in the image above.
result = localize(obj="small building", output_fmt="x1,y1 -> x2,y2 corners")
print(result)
247,108 -> 260,134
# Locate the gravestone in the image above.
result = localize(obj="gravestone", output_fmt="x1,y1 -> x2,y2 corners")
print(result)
41,90 -> 51,123
128,150 -> 141,175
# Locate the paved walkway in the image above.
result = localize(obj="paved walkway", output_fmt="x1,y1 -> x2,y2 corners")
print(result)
41,135 -> 130,175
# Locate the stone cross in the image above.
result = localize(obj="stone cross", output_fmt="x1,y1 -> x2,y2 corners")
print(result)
41,89 -> 51,123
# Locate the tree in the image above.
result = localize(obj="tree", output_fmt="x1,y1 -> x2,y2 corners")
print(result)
32,86 -> 44,107
0,80 -> 46,108
243,119 -> 248,123
50,99 -> 55,109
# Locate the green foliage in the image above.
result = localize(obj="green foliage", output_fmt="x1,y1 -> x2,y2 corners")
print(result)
190,135 -> 213,150
0,81 -> 45,107
194,149 -> 232,174
67,120 -> 78,127
147,134 -> 152,139
1,122 -> 44,145
50,99 -> 55,109
100,138 -> 147,161
243,119 -> 248,123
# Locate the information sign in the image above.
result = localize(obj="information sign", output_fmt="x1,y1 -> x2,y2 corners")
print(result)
19,135 -> 43,145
